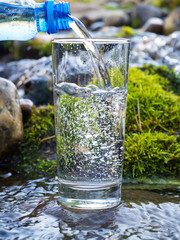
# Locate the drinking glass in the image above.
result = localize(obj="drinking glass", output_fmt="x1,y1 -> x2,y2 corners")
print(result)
52,38 -> 130,210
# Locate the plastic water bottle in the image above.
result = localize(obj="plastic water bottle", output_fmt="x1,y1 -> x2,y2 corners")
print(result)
0,0 -> 71,41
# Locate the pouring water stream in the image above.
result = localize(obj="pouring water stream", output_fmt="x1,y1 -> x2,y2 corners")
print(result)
69,16 -> 112,88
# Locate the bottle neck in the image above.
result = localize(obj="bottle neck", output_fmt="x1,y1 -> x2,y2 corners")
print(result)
35,3 -> 47,33
35,1 -> 72,34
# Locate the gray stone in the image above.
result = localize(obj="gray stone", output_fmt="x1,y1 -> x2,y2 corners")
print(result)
164,7 -> 180,35
132,4 -> 165,27
23,74 -> 53,106
71,2 -> 105,23
174,65 -> 180,75
163,55 -> 180,67
142,18 -> 164,35
130,31 -> 180,72
0,59 -> 37,84
0,78 -> 23,158
130,51 -> 160,68
104,10 -> 130,26
0,57 -> 52,86
167,31 -> 180,48
0,56 -> 53,106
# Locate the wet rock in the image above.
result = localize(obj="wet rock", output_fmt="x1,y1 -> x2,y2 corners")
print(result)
0,78 -> 23,159
164,7 -> 180,35
132,4 -> 165,27
20,99 -> 34,124
0,56 -> 53,106
71,2 -> 131,27
23,74 -> 53,106
104,10 -> 130,27
142,18 -> 164,35
163,56 -> 180,68
130,51 -> 160,68
70,1 -> 102,16
79,10 -> 104,24
0,56 -> 52,86
130,31 -> 180,69
167,31 -> 180,50
174,65 -> 180,75
0,59 -> 37,84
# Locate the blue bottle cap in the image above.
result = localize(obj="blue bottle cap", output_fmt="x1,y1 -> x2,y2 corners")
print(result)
45,0 -> 71,34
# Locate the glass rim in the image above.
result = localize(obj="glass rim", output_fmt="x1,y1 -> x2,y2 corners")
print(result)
52,38 -> 130,44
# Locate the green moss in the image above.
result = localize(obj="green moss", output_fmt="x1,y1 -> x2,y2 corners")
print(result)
124,67 -> 180,180
9,66 -> 180,180
140,64 -> 180,95
13,39 -> 51,60
124,132 -> 180,178
0,41 -> 14,57
11,105 -> 56,178
126,68 -> 180,133
152,0 -> 180,10
131,16 -> 141,28
91,66 -> 180,133
102,4 -> 122,10
0,38 -> 52,60
114,26 -> 138,38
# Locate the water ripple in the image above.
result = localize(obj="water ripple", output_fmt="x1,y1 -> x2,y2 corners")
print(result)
0,177 -> 179,239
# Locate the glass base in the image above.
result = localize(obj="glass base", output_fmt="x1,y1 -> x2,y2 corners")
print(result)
58,181 -> 122,210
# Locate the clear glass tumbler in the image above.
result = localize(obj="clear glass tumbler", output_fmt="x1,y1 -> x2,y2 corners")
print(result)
52,38 -> 130,210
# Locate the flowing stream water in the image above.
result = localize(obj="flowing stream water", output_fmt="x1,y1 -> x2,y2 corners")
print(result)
0,174 -> 180,239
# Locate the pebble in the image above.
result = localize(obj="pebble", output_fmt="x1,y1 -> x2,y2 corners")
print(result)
130,31 -> 180,74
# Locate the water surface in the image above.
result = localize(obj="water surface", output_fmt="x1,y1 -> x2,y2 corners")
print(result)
0,174 -> 180,239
